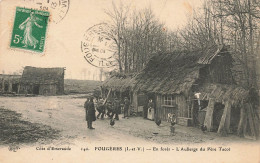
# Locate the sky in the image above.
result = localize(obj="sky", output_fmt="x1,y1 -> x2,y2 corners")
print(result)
0,0 -> 203,80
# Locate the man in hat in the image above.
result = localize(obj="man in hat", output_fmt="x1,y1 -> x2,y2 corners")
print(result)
86,97 -> 96,129
123,97 -> 130,118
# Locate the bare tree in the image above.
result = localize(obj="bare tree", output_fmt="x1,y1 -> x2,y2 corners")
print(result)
105,3 -> 170,73
178,0 -> 260,88
105,1 -> 129,73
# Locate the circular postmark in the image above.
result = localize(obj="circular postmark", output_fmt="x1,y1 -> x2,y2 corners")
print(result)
23,0 -> 70,23
81,23 -> 117,68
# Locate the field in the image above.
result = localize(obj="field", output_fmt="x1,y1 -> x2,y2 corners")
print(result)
64,79 -> 101,94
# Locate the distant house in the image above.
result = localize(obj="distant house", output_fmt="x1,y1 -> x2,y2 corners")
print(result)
19,66 -> 65,95
101,73 -> 140,114
101,74 -> 135,100
0,74 -> 21,93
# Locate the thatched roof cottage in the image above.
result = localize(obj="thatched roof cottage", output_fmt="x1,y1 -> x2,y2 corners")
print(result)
103,45 -> 259,137
19,66 -> 65,95
133,45 -> 258,137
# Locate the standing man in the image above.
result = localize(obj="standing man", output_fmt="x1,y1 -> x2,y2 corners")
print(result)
123,97 -> 130,118
86,97 -> 96,129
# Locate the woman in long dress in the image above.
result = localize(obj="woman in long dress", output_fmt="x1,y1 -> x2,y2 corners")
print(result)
19,12 -> 43,49
147,99 -> 155,120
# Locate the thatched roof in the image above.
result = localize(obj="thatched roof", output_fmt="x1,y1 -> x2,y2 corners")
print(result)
197,45 -> 222,64
198,83 -> 248,105
102,44 -> 248,102
0,74 -> 21,78
102,74 -> 135,92
21,66 -> 65,84
0,74 -> 21,84
133,45 -> 227,94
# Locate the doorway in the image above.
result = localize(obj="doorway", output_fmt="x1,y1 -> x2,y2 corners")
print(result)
212,103 -> 225,132
33,85 -> 40,95
137,93 -> 147,115
230,106 -> 240,133
12,83 -> 19,93
4,83 -> 9,92
193,100 -> 209,126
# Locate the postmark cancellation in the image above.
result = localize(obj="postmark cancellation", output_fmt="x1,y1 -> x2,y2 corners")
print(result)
81,23 -> 117,68
23,0 -> 70,24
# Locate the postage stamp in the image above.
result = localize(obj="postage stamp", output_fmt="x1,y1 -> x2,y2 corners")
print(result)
10,7 -> 50,53
23,0 -> 70,23
81,23 -> 117,68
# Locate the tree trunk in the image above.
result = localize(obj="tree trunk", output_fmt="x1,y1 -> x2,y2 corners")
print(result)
248,0 -> 257,88
124,40 -> 128,73
117,39 -> 122,73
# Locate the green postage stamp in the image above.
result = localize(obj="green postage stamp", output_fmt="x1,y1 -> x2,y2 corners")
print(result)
10,7 -> 50,53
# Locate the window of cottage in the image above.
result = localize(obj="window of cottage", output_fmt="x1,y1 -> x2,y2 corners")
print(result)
163,95 -> 175,106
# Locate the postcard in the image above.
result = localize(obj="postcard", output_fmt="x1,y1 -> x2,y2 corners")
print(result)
0,0 -> 259,162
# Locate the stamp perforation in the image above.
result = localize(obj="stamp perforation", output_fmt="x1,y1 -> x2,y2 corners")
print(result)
9,6 -> 50,55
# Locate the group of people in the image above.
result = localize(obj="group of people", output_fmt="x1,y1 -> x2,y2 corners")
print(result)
96,97 -> 120,120
84,96 -> 131,129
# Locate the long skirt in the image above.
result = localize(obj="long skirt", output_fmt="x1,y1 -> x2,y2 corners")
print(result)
147,108 -> 154,120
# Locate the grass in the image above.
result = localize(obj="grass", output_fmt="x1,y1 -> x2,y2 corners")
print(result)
64,79 -> 101,94
0,108 -> 60,146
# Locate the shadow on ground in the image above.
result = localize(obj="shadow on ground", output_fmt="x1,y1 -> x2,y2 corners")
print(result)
0,108 -> 60,146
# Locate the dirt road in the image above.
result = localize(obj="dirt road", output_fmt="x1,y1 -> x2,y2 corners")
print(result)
0,94 -> 258,148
